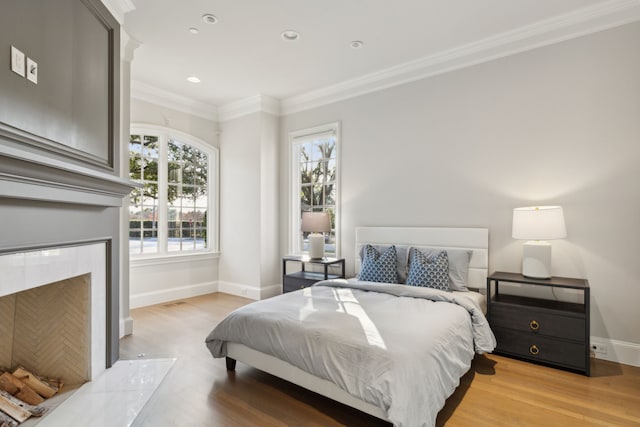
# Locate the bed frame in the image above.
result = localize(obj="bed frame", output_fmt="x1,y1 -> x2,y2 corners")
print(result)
225,226 -> 489,421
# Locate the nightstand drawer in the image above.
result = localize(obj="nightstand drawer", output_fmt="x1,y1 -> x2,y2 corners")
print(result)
491,303 -> 585,342
493,327 -> 586,371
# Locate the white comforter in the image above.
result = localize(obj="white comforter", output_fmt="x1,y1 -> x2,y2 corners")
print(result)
206,279 -> 496,427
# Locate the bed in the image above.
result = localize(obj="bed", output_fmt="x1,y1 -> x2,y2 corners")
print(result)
206,227 -> 496,427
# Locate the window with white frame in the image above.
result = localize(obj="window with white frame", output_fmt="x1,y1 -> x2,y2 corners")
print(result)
290,123 -> 340,256
129,126 -> 218,256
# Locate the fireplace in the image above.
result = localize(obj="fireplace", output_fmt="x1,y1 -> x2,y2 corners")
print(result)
0,3 -> 133,422
1,141 -> 135,373
0,243 -> 108,383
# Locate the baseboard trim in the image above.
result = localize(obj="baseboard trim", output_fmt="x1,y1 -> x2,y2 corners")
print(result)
218,281 -> 282,300
218,281 -> 260,300
119,316 -> 134,338
591,336 -> 640,367
260,283 -> 283,299
130,281 -> 218,308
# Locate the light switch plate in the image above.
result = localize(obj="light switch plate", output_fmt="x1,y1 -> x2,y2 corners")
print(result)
26,57 -> 37,84
11,46 -> 25,77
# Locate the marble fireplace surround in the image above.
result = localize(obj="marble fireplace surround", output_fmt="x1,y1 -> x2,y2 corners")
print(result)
0,243 -> 107,381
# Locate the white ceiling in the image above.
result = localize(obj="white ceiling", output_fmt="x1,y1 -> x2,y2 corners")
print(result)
123,0 -> 633,112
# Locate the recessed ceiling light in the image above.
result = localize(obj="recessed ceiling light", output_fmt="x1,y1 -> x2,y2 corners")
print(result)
350,40 -> 364,49
202,14 -> 218,25
186,76 -> 201,83
189,27 -> 199,34
281,30 -> 300,41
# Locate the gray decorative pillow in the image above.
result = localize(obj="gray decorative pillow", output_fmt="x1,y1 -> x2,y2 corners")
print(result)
359,244 -> 409,283
406,249 -> 450,291
409,247 -> 472,291
358,245 -> 399,284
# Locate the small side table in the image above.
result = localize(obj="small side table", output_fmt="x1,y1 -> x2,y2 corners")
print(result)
487,271 -> 590,376
282,256 -> 345,293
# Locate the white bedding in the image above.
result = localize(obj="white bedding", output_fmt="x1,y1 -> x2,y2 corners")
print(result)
206,279 -> 495,427
454,289 -> 487,314
346,277 -> 487,314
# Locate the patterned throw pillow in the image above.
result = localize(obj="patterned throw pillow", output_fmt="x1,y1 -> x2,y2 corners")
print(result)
406,248 -> 450,291
410,247 -> 471,291
359,244 -> 409,283
358,245 -> 399,284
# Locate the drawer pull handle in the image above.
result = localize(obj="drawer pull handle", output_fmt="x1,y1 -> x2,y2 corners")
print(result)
529,320 -> 540,331
529,344 -> 540,355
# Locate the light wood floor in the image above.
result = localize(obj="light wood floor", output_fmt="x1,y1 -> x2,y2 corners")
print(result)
120,293 -> 640,427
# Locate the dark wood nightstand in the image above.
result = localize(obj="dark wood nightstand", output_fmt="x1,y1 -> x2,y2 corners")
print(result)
282,256 -> 345,293
487,271 -> 590,376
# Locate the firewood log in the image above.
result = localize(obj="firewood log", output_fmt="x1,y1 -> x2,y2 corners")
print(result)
0,391 -> 46,417
0,376 -> 16,395
0,410 -> 18,427
0,393 -> 29,423
0,373 -> 44,405
12,368 -> 59,399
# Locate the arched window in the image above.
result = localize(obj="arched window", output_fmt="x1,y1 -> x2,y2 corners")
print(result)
129,125 -> 218,256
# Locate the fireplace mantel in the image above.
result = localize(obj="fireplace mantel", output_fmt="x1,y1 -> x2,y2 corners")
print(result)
0,144 -> 137,207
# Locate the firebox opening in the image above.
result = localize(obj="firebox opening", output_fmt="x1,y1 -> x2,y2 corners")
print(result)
0,274 -> 91,386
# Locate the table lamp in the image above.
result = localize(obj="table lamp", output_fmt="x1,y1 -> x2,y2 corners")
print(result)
512,206 -> 566,279
301,212 -> 331,259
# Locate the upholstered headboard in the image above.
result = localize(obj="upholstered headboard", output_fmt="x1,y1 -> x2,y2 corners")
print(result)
354,227 -> 489,290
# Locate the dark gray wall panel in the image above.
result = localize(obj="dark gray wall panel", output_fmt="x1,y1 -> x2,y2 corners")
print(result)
0,0 -> 119,170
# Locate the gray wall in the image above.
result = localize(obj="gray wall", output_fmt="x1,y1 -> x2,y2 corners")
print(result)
219,112 -> 281,298
128,99 -> 221,307
219,113 -> 263,289
279,23 -> 640,347
131,99 -> 219,145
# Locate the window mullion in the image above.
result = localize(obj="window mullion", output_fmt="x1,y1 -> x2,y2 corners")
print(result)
290,144 -> 302,254
158,135 -> 169,254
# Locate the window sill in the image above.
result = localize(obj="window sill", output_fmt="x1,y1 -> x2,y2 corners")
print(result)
130,251 -> 221,268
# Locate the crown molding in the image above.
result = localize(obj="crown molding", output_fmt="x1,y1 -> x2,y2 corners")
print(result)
129,0 -> 640,121
131,80 -> 218,121
100,0 -> 136,24
120,32 -> 142,62
281,0 -> 640,115
218,95 -> 281,122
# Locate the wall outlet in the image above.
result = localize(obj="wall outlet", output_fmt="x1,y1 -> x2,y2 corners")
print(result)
11,46 -> 25,77
591,342 -> 608,356
26,57 -> 37,84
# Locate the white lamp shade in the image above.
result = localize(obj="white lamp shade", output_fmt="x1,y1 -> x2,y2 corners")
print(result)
512,206 -> 567,240
301,212 -> 331,233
